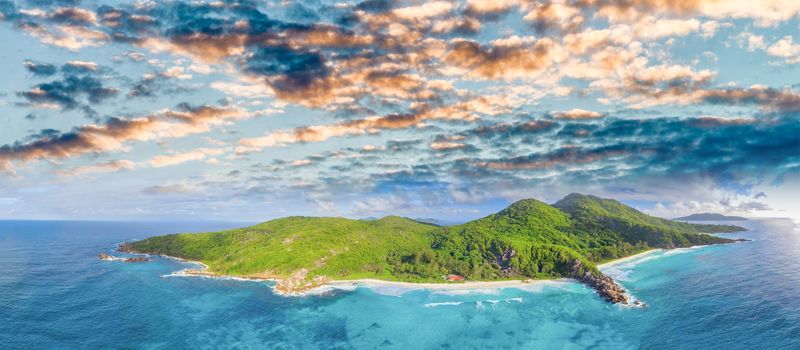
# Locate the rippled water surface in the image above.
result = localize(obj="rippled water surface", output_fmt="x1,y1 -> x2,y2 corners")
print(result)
1,219 -> 798,349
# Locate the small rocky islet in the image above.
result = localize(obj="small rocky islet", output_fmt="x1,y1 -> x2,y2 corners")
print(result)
98,252 -> 149,263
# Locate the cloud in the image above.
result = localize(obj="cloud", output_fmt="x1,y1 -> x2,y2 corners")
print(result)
554,108 -> 605,120
17,74 -> 118,112
236,102 -> 482,153
293,113 -> 798,215
63,60 -> 99,72
16,60 -> 121,118
699,86 -> 800,112
147,148 -> 224,168
738,32 -> 766,51
463,120 -> 557,139
1,0 -> 799,220
290,159 -> 313,167
474,145 -> 629,170
430,142 -> 468,150
465,0 -> 518,19
392,1 -> 453,21
0,104 -> 247,171
738,33 -> 800,64
766,36 -> 800,64
348,192 -> 427,216
17,21 -> 109,50
239,45 -> 337,107
47,7 -> 98,25
445,36 -> 554,80
210,81 -> 274,99
631,16 -> 700,40
57,159 -> 135,176
521,1 -> 583,33
591,0 -> 800,27
6,0 -> 792,120
23,60 -> 57,76
142,183 -> 198,195
58,147 -> 227,176
127,68 -> 195,98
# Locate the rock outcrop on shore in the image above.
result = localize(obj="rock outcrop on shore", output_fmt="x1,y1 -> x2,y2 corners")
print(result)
573,260 -> 629,304
98,253 -> 150,263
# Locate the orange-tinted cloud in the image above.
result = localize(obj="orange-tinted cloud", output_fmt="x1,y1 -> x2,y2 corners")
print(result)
554,108 -> 605,119
0,105 -> 247,171
236,102 -> 483,153
445,36 -> 554,80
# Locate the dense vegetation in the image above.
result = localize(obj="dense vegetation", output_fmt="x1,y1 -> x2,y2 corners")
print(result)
123,216 -> 436,281
124,194 -> 745,287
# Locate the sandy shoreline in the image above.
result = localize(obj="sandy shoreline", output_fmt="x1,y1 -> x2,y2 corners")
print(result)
158,254 -> 211,271
597,249 -> 662,269
327,278 -> 571,291
154,254 -> 571,294
137,247 -> 677,295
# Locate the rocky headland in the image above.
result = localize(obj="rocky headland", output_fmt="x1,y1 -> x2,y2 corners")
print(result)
573,260 -> 630,305
98,253 -> 150,263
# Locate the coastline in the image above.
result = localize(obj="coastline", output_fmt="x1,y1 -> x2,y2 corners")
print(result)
134,242 -> 737,297
597,249 -> 662,269
157,254 -> 211,271
150,252 -> 572,294
326,278 -> 571,291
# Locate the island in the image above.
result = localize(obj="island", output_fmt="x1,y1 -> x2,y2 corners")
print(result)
120,193 -> 747,304
675,213 -> 748,221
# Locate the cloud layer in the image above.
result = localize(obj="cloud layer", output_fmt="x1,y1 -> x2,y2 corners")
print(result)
0,0 -> 797,220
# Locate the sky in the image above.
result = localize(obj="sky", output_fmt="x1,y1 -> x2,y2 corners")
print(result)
0,0 -> 798,222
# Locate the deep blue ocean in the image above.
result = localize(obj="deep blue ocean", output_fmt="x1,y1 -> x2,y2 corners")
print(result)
1,219 -> 799,349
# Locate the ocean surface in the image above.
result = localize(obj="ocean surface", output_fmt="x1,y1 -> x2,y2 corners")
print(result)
1,219 -> 799,349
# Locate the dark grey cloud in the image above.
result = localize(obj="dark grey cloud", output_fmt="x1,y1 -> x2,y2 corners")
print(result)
17,74 -> 118,117
282,2 -> 320,23
47,7 -> 95,25
464,120 -> 557,139
17,60 -> 119,119
23,60 -> 58,77
298,113 -> 799,204
355,0 -> 393,13
701,87 -> 800,112
241,45 -> 332,100
127,72 -> 191,98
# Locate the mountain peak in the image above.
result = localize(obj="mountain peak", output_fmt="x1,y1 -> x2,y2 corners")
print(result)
492,198 -> 572,228
552,193 -> 617,213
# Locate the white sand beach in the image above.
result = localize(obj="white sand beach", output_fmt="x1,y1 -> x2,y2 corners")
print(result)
327,278 -> 571,291
597,249 -> 662,268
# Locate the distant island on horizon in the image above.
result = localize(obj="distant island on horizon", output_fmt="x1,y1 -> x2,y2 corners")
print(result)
675,213 -> 749,221
120,193 -> 747,305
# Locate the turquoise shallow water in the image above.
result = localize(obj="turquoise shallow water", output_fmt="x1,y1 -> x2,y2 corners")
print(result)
1,219 -> 799,349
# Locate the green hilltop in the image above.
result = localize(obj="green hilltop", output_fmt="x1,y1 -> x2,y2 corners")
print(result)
675,213 -> 749,221
121,193 -> 746,297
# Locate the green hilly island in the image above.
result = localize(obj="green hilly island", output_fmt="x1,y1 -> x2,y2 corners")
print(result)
121,194 -> 746,303
675,213 -> 749,221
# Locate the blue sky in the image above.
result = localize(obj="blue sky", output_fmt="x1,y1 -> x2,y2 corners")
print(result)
0,0 -> 798,222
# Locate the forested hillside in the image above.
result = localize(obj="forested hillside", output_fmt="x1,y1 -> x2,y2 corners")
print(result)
122,194 -> 745,299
